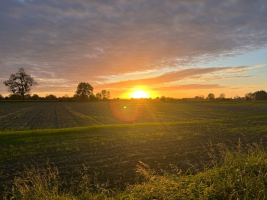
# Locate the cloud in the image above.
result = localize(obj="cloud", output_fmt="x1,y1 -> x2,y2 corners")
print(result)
197,75 -> 260,82
152,84 -> 227,91
222,64 -> 265,74
97,65 -> 262,89
0,1 -> 267,94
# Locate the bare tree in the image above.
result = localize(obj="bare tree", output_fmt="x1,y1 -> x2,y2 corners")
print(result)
3,68 -> 37,102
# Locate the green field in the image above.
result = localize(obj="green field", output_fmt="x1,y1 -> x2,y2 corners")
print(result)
1,100 -> 267,199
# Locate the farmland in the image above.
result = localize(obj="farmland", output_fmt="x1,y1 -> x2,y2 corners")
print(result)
1,100 -> 267,198
1,100 -> 267,131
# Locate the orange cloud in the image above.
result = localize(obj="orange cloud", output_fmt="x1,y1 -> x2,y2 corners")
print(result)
152,84 -> 227,91
97,66 -> 261,89
1,1 -> 267,95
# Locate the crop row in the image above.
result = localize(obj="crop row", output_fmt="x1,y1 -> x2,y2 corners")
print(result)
0,101 -> 267,130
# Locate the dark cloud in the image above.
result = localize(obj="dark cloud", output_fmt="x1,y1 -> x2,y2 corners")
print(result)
0,0 -> 267,94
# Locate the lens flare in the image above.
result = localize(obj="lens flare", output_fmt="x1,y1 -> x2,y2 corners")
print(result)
110,100 -> 144,122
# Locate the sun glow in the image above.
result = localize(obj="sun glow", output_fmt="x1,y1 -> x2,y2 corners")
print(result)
131,90 -> 149,99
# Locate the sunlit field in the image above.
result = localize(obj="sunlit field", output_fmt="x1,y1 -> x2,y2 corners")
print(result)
1,100 -> 267,199
2,0 -> 267,198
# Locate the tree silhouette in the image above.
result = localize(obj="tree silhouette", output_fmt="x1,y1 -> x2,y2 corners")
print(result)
31,94 -> 40,100
25,94 -> 32,100
160,96 -> 167,102
89,94 -> 97,101
206,93 -> 215,100
101,90 -> 110,100
219,93 -> 225,100
96,92 -> 102,100
3,68 -> 37,102
245,93 -> 253,100
252,90 -> 267,100
76,82 -> 94,100
45,94 -> 57,100
9,94 -> 22,100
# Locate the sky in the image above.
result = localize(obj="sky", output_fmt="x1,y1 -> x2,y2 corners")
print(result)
0,0 -> 267,98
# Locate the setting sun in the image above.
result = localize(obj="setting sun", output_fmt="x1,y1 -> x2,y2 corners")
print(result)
2,1 -> 267,198
131,90 -> 149,99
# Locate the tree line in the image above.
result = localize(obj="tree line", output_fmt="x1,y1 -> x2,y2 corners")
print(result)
193,91 -> 267,101
0,68 -> 110,102
154,91 -> 267,102
1,68 -> 267,102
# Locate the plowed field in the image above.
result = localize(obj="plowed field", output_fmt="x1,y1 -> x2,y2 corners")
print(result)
1,101 -> 267,195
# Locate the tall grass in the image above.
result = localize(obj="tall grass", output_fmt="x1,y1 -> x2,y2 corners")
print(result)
4,142 -> 267,199
124,142 -> 267,200
3,163 -> 112,200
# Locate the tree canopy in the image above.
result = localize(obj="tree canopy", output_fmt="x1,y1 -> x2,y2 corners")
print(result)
101,90 -> 110,100
252,90 -> 267,100
75,82 -> 94,100
3,68 -> 37,102
207,93 -> 215,100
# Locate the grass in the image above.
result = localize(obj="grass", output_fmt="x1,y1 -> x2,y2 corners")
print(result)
123,142 -> 267,200
4,142 -> 267,199
1,101 -> 267,199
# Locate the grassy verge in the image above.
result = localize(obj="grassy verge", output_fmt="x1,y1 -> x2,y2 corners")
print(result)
123,143 -> 267,200
4,143 -> 267,200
